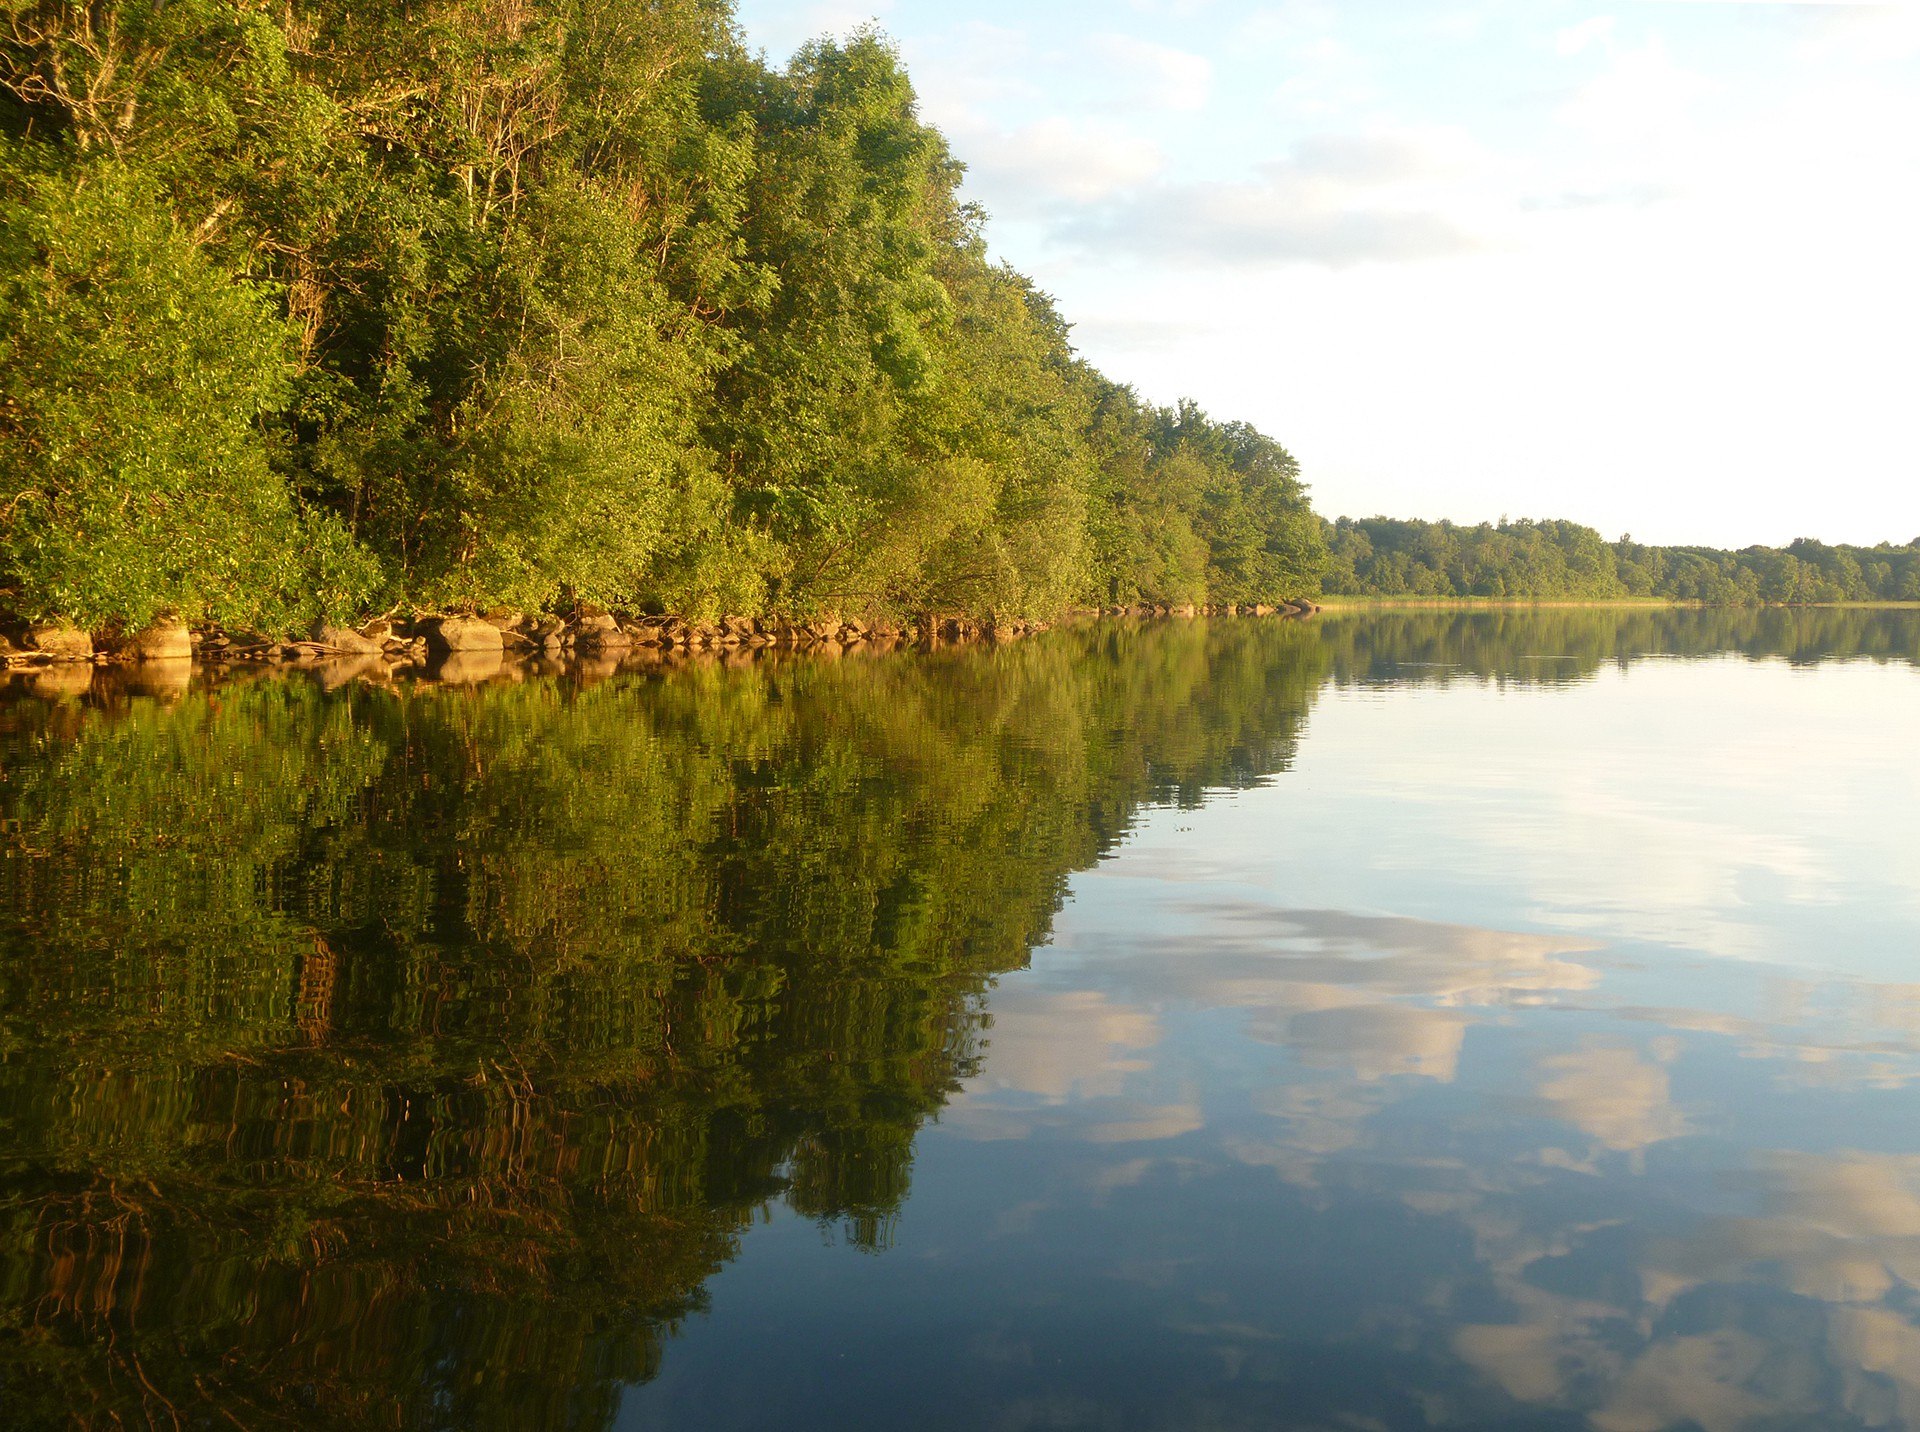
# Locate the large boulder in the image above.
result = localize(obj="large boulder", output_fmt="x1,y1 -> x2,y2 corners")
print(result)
25,623 -> 92,660
419,616 -> 504,655
575,624 -> 633,652
124,620 -> 192,661
311,622 -> 384,654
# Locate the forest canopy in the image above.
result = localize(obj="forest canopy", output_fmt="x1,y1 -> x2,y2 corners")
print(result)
0,1 -> 1324,632
2,4 -> 1905,635
1323,517 -> 1920,605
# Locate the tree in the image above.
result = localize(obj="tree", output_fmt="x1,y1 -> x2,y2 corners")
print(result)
0,163 -> 371,629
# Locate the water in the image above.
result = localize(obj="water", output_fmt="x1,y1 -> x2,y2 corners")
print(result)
1,609 -> 1917,1430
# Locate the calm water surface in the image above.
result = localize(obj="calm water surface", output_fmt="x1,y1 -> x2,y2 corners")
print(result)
2,610 -> 1918,1430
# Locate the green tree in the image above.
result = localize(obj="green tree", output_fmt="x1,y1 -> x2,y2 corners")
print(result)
0,162 -> 371,629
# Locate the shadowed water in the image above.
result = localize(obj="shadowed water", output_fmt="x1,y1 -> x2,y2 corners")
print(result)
1,608 -> 1917,1430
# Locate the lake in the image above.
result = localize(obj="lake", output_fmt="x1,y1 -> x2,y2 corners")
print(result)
2,608 -> 1917,1431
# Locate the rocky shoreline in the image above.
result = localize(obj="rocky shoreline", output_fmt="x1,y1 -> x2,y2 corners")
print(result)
0,601 -> 1323,693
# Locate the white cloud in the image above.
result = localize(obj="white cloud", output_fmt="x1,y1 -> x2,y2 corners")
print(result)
1052,128 -> 1492,267
1556,38 -> 1717,148
1088,33 -> 1214,112
954,115 -> 1167,213
1556,15 -> 1617,57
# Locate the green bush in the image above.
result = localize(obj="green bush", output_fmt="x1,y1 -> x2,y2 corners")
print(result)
0,164 -> 374,631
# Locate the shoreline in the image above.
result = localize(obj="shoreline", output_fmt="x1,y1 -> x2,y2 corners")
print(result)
0,601 -> 1327,687
6,596 -> 1912,690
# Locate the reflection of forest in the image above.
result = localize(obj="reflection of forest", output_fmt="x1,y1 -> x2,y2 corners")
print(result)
0,619 -> 1327,1430
0,609 -> 1909,1429
1318,605 -> 1920,686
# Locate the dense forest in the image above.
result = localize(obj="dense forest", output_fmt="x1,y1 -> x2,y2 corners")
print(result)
1323,517 -> 1920,604
0,1 -> 1324,636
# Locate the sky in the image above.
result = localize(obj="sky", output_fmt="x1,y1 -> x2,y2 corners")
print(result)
729,0 -> 1920,547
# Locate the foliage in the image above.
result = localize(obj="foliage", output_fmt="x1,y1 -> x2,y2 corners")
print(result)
1322,516 -> 1920,605
0,3 -> 1325,633
0,161 -> 374,629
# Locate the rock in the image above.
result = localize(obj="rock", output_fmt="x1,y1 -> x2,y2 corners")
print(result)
123,620 -> 192,661
311,622 -> 384,654
482,609 -> 525,632
575,624 -> 633,652
419,616 -> 505,655
524,617 -> 567,651
572,611 -> 619,635
25,623 -> 92,660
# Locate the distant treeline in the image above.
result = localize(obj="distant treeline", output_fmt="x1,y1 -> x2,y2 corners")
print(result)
1322,517 -> 1920,604
0,2 -> 1323,634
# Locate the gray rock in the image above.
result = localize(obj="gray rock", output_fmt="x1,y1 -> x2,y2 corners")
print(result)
311,622 -> 383,654
575,625 -> 633,652
124,620 -> 193,661
26,623 -> 92,660
420,616 -> 505,655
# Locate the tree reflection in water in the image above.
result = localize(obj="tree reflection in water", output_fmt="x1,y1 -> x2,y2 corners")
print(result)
0,608 -> 1911,1429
